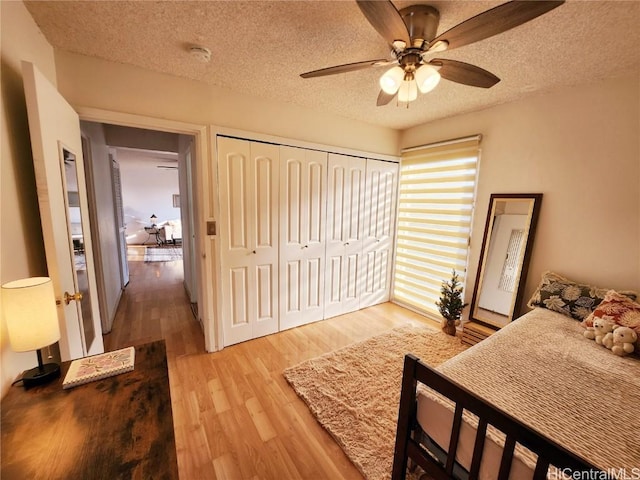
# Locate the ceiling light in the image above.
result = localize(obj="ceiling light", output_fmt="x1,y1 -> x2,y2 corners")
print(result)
379,66 -> 404,95
392,40 -> 407,52
414,65 -> 441,93
398,79 -> 418,103
189,46 -> 211,63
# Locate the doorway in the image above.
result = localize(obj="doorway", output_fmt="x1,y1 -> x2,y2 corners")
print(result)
80,121 -> 201,343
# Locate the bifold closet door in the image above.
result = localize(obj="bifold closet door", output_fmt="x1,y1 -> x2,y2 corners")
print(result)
360,159 -> 398,308
279,146 -> 328,330
324,154 -> 366,318
218,137 -> 279,346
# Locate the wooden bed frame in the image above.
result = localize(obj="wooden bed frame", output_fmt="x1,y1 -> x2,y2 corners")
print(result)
391,354 -> 602,480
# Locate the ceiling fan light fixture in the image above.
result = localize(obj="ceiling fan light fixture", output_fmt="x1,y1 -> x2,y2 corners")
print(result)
398,79 -> 418,103
379,66 -> 404,95
392,40 -> 407,52
415,64 -> 441,93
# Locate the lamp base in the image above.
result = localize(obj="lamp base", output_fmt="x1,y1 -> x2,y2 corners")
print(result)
22,362 -> 60,389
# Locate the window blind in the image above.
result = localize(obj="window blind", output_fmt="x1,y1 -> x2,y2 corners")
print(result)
392,136 -> 480,319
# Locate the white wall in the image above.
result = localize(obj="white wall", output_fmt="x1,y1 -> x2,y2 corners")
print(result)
401,74 -> 640,317
118,154 -> 181,241
54,50 -> 400,157
0,1 -> 58,397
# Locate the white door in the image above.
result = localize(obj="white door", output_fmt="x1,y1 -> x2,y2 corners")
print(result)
360,159 -> 398,309
279,146 -> 327,330
22,61 -> 104,361
110,156 -> 129,288
324,154 -> 366,318
218,137 -> 279,346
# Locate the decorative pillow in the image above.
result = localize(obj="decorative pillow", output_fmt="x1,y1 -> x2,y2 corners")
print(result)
527,271 -> 637,321
582,290 -> 640,349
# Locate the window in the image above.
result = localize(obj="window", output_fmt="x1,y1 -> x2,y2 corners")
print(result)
392,136 -> 481,319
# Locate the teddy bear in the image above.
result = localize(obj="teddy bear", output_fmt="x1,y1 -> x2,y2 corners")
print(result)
592,317 -> 617,346
610,327 -> 637,356
601,330 -> 615,349
583,327 -> 596,340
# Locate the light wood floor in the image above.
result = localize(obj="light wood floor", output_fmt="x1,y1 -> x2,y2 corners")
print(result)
105,258 -> 438,479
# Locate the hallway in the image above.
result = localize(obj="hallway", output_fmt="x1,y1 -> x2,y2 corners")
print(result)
104,257 -> 435,479
104,257 -> 202,356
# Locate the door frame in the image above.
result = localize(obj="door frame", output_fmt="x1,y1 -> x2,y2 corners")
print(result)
76,107 -> 216,352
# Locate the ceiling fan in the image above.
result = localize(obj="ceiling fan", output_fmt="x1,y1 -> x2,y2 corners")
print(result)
300,0 -> 564,106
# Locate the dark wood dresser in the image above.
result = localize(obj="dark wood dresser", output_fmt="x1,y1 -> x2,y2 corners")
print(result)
1,340 -> 178,479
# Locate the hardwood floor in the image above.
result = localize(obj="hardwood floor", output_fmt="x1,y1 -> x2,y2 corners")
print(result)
105,257 -> 438,479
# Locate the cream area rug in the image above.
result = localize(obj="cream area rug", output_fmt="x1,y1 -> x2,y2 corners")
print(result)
283,325 -> 468,480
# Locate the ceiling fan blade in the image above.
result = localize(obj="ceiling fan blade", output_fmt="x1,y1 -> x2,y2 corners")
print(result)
429,1 -> 564,51
430,59 -> 500,88
377,90 -> 396,106
356,0 -> 410,46
300,59 -> 392,78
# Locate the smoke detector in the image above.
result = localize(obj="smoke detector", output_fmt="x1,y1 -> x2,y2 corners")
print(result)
189,46 -> 211,63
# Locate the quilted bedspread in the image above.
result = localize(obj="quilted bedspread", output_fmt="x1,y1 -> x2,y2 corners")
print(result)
432,308 -> 640,471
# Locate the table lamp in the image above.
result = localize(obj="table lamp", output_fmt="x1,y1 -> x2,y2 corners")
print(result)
1,277 -> 61,388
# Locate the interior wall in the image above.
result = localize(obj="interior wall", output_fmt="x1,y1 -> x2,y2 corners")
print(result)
401,73 -> 640,318
53,50 -> 400,157
0,0 -> 58,397
104,125 -> 179,153
80,121 -> 122,332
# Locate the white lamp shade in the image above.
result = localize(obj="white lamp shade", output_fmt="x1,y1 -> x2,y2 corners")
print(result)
2,277 -> 60,352
398,79 -> 418,102
379,66 -> 405,95
415,65 -> 441,93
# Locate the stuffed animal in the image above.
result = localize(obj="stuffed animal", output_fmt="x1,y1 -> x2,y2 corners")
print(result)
583,327 -> 596,340
593,317 -> 617,345
611,327 -> 637,356
602,331 -> 615,350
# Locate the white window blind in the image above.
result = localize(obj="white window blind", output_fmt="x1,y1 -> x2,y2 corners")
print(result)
392,136 -> 480,319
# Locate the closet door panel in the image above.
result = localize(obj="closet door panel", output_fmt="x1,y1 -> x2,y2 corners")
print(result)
230,267 -> 249,327
303,150 -> 328,323
226,151 -> 249,250
219,138 -> 253,345
324,154 -> 366,318
360,159 -> 398,308
254,263 -> 276,337
249,142 -> 279,338
279,147 -> 327,330
219,137 -> 278,346
254,154 -> 276,249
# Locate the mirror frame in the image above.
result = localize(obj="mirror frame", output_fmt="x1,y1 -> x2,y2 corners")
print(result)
469,193 -> 543,329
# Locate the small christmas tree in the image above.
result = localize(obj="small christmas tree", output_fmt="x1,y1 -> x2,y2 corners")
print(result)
435,270 -> 468,336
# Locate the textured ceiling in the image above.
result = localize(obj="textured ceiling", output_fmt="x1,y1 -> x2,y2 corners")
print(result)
25,0 -> 640,130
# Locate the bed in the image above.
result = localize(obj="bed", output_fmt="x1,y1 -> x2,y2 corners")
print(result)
391,307 -> 640,480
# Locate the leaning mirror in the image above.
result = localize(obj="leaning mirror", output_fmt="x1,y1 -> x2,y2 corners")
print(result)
469,193 -> 542,329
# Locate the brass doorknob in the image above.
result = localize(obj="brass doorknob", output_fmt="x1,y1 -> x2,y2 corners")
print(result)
64,291 -> 83,305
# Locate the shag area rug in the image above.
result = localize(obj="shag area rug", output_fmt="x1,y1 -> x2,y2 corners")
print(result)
283,325 -> 468,480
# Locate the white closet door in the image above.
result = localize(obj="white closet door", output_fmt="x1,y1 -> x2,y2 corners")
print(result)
324,154 -> 366,318
360,159 -> 399,309
279,146 -> 327,330
218,137 -> 279,346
